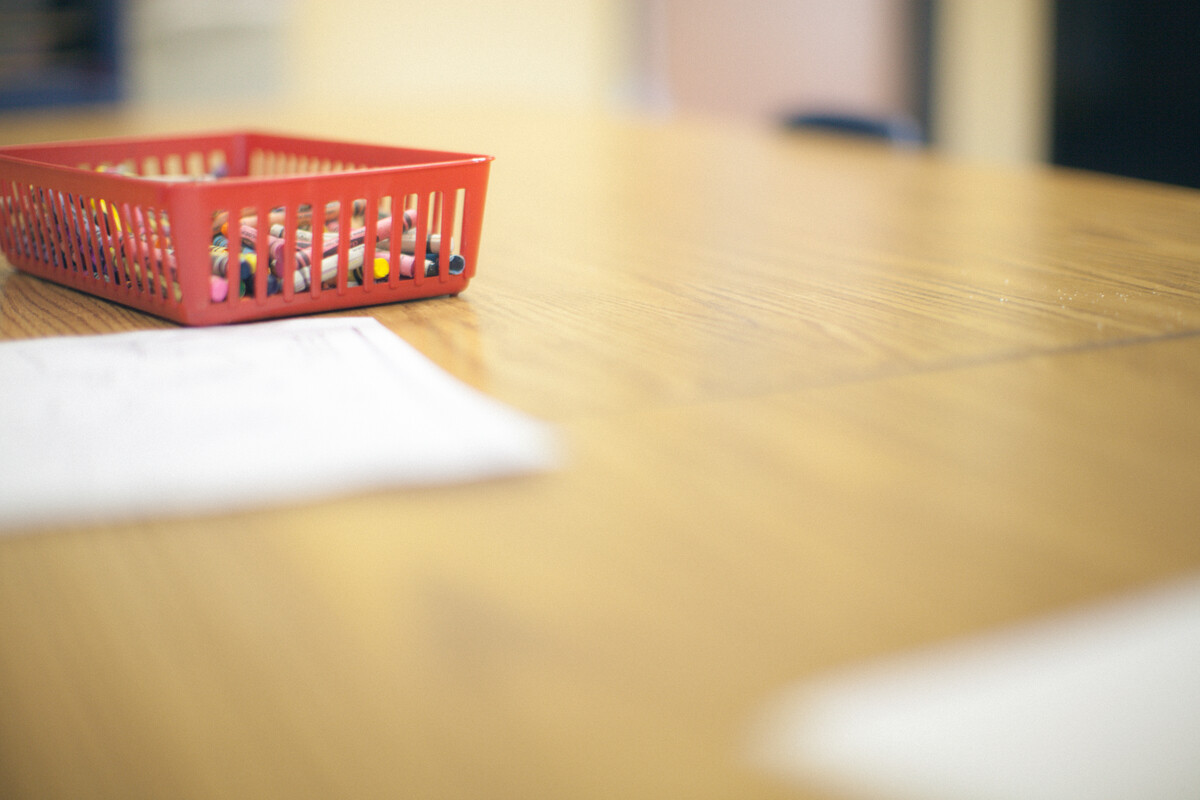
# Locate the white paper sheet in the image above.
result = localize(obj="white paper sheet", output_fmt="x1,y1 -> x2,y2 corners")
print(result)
0,317 -> 559,531
747,575 -> 1200,800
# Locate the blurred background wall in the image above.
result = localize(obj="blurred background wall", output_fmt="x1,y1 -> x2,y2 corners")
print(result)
1,0 -> 1197,187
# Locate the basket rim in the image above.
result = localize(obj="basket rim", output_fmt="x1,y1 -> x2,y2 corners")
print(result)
0,129 -> 494,177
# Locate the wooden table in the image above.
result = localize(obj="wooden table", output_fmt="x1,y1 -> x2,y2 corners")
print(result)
3,104 -> 1200,799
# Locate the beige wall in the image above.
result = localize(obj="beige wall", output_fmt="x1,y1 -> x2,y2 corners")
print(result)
125,0 -> 1054,165
127,0 -> 633,110
654,0 -> 917,121
931,0 -> 1054,164
283,0 -> 631,108
127,0 -> 919,120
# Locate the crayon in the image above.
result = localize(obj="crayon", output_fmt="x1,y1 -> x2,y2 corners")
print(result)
210,247 -> 256,281
230,200 -> 360,234
399,230 -> 443,255
425,253 -> 466,277
316,211 -> 407,258
210,274 -> 228,302
254,208 -> 418,281
232,223 -> 268,251
270,238 -> 314,274
232,223 -> 306,275
266,208 -> 416,252
390,252 -> 464,279
288,246 -> 408,291
314,243 -> 372,285
268,237 -> 313,276
351,256 -> 392,284
280,249 -> 342,293
238,268 -> 282,298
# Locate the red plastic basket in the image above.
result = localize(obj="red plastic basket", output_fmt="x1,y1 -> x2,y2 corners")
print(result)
0,130 -> 493,325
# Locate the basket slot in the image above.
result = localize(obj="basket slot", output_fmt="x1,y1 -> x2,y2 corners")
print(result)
453,186 -> 466,260
135,205 -> 158,292
125,203 -> 152,291
208,150 -> 228,177
92,197 -> 119,282
305,197 -> 325,297
71,194 -> 101,277
430,189 -> 460,283
213,205 -> 263,303
24,186 -> 52,264
114,201 -> 143,288
254,207 -> 272,301
0,186 -> 12,257
82,195 -> 109,279
45,190 -> 79,274
247,149 -> 364,177
108,201 -> 132,286
328,199 -> 348,291
61,193 -> 88,275
423,191 -> 442,281
149,207 -> 177,299
278,203 -> 299,300
101,201 -> 177,297
3,183 -> 30,260
389,193 -> 416,283
227,206 -> 243,302
4,183 -> 29,260
186,152 -> 206,177
249,150 -> 268,176
358,195 -> 380,292
210,206 -> 229,302
39,188 -> 65,268
17,185 -> 45,264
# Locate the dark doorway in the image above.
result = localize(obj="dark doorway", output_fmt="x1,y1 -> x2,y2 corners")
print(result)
1052,0 -> 1200,188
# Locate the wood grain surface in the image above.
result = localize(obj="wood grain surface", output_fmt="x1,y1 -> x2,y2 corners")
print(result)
2,104 -> 1199,799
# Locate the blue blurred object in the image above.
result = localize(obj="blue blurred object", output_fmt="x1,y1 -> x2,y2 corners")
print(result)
0,0 -> 122,110
783,112 -> 923,145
